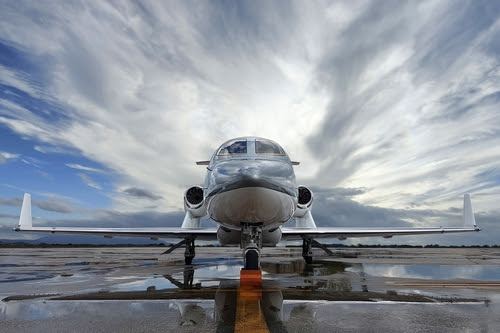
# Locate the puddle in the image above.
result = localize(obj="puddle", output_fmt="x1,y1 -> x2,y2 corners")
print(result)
111,258 -> 244,292
0,273 -> 57,284
352,264 -> 500,281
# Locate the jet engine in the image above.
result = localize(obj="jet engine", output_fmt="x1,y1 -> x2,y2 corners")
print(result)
293,186 -> 316,228
184,186 -> 206,218
295,186 -> 313,216
217,227 -> 282,246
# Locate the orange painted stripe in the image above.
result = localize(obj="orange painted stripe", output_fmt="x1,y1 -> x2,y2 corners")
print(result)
235,269 -> 269,333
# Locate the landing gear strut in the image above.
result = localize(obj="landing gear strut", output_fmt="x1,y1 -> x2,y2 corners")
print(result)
302,238 -> 314,265
162,237 -> 196,265
184,238 -> 195,265
302,237 -> 333,264
241,224 -> 262,270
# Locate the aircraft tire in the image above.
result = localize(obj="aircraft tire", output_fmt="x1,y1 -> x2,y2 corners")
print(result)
304,256 -> 313,265
185,256 -> 194,265
245,249 -> 259,270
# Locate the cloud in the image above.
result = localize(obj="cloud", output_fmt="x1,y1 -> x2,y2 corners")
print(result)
77,173 -> 102,190
18,209 -> 187,229
33,199 -> 75,214
0,2 -> 498,244
34,145 -> 77,155
0,197 -> 22,206
302,0 -> 500,209
66,163 -> 104,173
0,64 -> 42,98
122,187 -> 163,201
0,151 -> 19,163
0,195 -> 76,214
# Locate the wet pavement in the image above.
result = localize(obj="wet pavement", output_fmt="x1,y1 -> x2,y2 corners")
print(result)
1,247 -> 500,332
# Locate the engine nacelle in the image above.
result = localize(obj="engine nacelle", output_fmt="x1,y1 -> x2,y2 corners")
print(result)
184,186 -> 206,218
294,186 -> 313,218
217,227 -> 282,246
293,186 -> 316,228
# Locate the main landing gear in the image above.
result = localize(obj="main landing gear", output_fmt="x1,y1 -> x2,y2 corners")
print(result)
301,237 -> 333,265
162,237 -> 196,265
241,224 -> 262,270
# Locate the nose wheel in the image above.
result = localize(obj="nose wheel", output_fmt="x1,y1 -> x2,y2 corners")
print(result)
244,247 -> 260,270
241,224 -> 262,270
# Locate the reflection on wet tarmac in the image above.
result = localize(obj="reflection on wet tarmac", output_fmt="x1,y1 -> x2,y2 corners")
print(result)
357,263 -> 500,281
1,247 -> 500,332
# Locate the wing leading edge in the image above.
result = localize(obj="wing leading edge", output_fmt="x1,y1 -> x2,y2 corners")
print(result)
282,194 -> 480,240
14,193 -> 218,241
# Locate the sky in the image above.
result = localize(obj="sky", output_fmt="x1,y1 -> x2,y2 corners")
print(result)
0,0 -> 499,245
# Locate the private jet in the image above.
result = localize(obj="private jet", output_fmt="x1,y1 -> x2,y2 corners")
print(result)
14,137 -> 480,269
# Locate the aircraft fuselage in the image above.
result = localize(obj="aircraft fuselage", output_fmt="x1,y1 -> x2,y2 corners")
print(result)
204,137 -> 298,231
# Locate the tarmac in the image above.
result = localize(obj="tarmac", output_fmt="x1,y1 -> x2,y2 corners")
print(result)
1,246 -> 500,332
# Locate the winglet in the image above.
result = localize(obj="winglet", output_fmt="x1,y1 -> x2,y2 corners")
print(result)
462,194 -> 476,228
17,193 -> 32,230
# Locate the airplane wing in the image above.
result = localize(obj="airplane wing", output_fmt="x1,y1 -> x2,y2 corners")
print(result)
14,194 -> 218,241
281,194 -> 480,240
14,193 -> 480,243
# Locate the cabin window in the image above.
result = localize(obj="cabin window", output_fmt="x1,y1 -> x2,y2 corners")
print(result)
255,139 -> 285,155
217,139 -> 247,155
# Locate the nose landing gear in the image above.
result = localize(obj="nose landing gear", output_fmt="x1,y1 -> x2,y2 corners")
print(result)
241,224 -> 262,270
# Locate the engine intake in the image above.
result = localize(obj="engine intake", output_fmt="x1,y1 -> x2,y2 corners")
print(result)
184,186 -> 206,218
185,186 -> 204,208
297,186 -> 313,209
293,186 -> 314,226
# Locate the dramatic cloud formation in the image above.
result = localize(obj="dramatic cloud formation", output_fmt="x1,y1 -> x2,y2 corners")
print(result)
0,1 -> 498,244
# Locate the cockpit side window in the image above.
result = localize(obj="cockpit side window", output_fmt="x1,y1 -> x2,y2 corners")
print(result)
255,139 -> 285,155
217,139 -> 247,155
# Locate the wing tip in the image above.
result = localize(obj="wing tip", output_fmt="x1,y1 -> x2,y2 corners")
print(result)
17,193 -> 33,230
463,193 -> 477,228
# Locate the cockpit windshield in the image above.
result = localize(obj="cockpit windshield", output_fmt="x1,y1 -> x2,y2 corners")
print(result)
216,139 -> 247,155
255,139 -> 285,155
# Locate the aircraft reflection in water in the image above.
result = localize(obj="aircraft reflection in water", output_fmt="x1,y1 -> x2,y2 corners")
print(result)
15,137 -> 480,269
164,262 -> 354,331
148,261 -> 484,332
